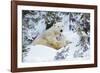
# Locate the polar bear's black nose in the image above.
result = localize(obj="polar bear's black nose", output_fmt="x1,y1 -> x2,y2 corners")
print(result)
60,29 -> 63,32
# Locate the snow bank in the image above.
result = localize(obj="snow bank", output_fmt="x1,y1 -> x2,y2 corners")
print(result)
23,45 -> 57,62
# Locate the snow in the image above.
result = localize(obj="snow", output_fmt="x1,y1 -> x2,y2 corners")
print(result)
23,45 -> 57,62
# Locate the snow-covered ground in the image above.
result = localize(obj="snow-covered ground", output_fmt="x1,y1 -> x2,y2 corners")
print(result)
23,45 -> 57,62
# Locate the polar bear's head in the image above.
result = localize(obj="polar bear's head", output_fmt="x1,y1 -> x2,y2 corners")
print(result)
53,22 -> 64,34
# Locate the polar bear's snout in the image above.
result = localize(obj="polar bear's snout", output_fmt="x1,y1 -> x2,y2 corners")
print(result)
60,29 -> 63,32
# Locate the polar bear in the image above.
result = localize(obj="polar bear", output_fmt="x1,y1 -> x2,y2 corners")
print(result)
32,22 -> 71,50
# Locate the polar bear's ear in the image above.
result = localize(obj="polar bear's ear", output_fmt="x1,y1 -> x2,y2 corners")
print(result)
53,22 -> 59,26
62,25 -> 64,27
53,23 -> 57,26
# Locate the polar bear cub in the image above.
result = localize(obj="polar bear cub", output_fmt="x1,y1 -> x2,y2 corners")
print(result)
32,22 -> 71,50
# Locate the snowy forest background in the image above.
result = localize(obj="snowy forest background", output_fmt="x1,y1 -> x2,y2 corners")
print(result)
22,10 -> 90,62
